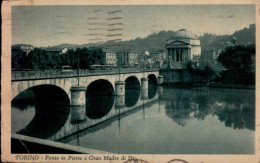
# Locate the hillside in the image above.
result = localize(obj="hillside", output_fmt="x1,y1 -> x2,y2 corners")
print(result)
200,25 -> 255,50
46,24 -> 255,53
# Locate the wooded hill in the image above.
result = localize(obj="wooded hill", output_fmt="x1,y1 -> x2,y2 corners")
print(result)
47,24 -> 255,53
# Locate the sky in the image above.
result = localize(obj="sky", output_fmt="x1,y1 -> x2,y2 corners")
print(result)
11,5 -> 255,47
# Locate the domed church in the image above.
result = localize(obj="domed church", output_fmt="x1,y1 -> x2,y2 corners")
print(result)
165,29 -> 201,69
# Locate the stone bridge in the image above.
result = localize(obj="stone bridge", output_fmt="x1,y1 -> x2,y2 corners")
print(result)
12,68 -> 163,106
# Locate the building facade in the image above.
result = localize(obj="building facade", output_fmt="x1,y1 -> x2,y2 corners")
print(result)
102,51 -> 117,65
45,48 -> 68,55
117,51 -> 138,66
149,50 -> 167,68
165,29 -> 201,69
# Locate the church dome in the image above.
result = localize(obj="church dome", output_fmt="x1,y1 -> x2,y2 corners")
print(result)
170,29 -> 199,40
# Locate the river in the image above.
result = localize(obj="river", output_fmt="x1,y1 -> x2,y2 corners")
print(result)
12,86 -> 255,154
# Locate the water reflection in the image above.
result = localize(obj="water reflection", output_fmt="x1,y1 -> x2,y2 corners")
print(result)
115,96 -> 125,109
71,105 -> 87,123
125,76 -> 140,107
141,89 -> 148,100
11,85 -> 255,154
148,83 -> 157,99
16,103 -> 70,139
86,95 -> 114,119
164,88 -> 255,130
125,89 -> 140,107
12,103 -> 36,132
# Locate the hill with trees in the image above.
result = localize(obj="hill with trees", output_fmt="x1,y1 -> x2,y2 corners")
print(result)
45,24 -> 255,53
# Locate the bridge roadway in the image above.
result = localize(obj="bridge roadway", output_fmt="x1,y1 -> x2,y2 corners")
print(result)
11,68 -> 163,105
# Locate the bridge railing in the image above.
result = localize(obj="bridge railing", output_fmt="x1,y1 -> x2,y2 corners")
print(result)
12,68 -> 159,81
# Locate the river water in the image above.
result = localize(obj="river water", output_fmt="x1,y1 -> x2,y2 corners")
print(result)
12,86 -> 255,154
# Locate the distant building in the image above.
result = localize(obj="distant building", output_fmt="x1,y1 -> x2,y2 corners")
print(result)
45,47 -> 68,55
137,53 -> 145,65
148,50 -> 167,68
12,44 -> 34,56
117,50 -> 138,66
165,29 -> 201,69
101,50 -> 117,65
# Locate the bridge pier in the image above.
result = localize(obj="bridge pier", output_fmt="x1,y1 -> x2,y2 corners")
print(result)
115,95 -> 125,109
141,89 -> 148,100
70,86 -> 87,123
70,105 -> 86,123
157,86 -> 163,95
141,78 -> 148,90
70,86 -> 87,106
157,75 -> 164,85
115,81 -> 125,96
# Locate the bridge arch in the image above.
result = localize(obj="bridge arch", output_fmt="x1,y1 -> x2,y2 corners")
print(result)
12,70 -> 160,104
125,76 -> 140,89
125,76 -> 140,107
148,74 -> 157,85
87,79 -> 114,96
12,84 -> 70,105
17,103 -> 70,139
86,79 -> 115,119
148,74 -> 157,99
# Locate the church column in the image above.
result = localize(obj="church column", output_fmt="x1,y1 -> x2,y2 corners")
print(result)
183,48 -> 185,61
167,48 -> 171,59
183,48 -> 185,60
170,48 -> 173,61
174,48 -> 176,62
172,48 -> 175,61
177,48 -> 179,62
184,48 -> 187,61
186,48 -> 189,61
169,48 -> 172,61
181,48 -> 183,61
188,48 -> 191,60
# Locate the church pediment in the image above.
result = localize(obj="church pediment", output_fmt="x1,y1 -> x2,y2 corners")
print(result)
166,40 -> 190,46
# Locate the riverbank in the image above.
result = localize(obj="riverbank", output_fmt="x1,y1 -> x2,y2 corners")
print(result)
207,83 -> 255,90
161,82 -> 255,90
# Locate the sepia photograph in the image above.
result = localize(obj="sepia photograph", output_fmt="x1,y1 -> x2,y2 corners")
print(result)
1,0 -> 259,162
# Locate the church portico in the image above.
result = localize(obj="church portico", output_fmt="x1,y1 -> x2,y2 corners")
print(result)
167,46 -> 191,62
165,29 -> 201,69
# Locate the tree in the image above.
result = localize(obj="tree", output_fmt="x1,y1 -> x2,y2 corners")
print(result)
184,61 -> 196,82
12,47 -> 26,70
25,48 -> 56,69
60,47 -> 105,69
217,44 -> 255,84
184,58 -> 219,83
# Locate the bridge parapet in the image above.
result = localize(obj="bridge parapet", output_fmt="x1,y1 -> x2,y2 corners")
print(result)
12,68 -> 159,81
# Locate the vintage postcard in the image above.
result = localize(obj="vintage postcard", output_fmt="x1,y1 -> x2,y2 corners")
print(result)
1,0 -> 259,162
